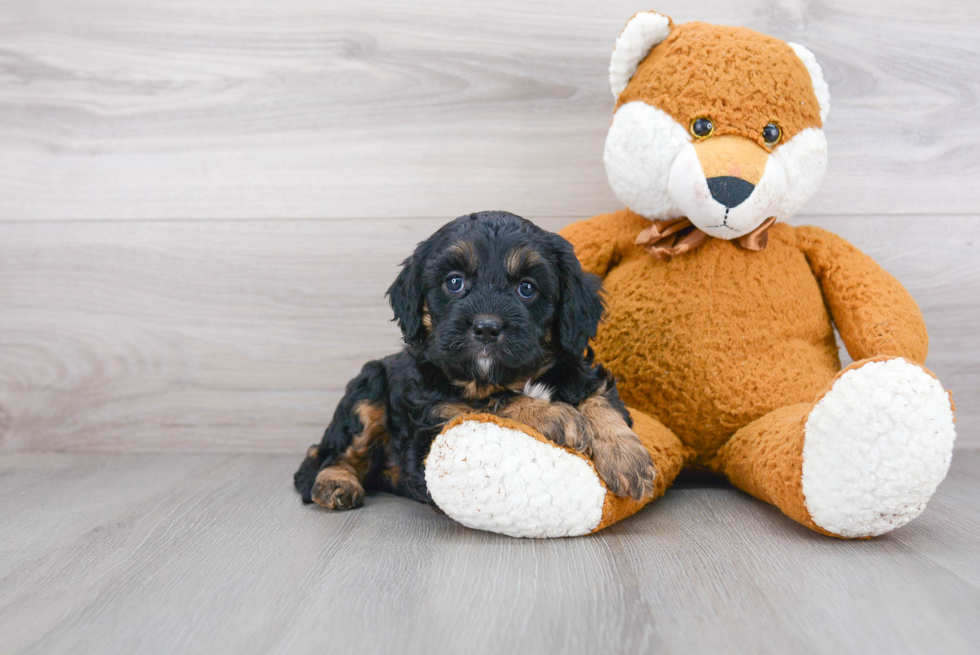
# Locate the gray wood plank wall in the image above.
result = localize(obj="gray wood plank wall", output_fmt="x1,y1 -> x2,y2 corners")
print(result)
1,0 -> 978,451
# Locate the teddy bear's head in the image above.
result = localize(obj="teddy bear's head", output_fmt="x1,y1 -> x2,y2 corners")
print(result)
604,12 -> 830,241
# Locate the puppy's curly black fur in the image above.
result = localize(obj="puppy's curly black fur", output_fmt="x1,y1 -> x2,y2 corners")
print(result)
294,211 -> 655,510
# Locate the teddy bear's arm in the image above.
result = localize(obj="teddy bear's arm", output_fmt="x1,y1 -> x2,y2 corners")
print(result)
559,210 -> 648,279
795,225 -> 928,363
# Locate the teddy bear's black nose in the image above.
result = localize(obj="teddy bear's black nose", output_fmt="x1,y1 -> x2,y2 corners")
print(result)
707,176 -> 756,208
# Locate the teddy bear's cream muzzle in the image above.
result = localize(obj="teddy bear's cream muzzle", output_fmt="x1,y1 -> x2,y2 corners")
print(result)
667,135 -> 787,240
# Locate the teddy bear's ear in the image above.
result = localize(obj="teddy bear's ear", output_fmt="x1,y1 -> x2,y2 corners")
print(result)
788,42 -> 831,123
609,11 -> 673,100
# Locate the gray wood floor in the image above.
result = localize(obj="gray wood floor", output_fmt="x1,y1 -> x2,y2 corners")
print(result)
2,450 -> 978,655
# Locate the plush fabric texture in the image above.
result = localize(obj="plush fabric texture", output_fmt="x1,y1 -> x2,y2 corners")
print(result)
787,43 -> 831,122
427,410 -> 691,537
801,357 -> 955,537
609,11 -> 673,99
770,127 -> 829,218
604,101 -> 690,221
714,401 -> 826,535
795,226 -> 929,363
559,209 -> 955,537
665,138 -> 787,239
425,414 -> 607,538
604,18 -> 829,240
715,356 -> 955,539
617,21 -> 823,149
553,13 -> 953,538
563,212 -> 844,457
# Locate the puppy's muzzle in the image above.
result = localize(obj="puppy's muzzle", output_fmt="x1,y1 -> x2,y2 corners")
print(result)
472,314 -> 502,344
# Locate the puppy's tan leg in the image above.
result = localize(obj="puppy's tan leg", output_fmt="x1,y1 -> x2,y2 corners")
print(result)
312,401 -> 386,510
434,402 -> 481,422
579,384 -> 656,501
495,395 -> 591,453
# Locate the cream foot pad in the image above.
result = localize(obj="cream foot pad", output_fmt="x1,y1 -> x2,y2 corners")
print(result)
802,358 -> 956,538
425,415 -> 607,538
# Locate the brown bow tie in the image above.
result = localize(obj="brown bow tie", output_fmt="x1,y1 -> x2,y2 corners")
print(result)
635,216 -> 777,261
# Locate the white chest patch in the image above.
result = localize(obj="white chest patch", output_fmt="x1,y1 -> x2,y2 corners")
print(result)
522,380 -> 553,402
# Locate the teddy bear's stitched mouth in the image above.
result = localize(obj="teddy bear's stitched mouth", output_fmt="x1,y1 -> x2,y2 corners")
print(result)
705,208 -> 739,231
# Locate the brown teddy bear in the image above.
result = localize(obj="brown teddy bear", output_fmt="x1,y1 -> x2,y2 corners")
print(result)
423,11 -> 956,539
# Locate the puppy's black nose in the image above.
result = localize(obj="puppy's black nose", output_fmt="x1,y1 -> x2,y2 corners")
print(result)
706,176 -> 755,208
472,315 -> 502,344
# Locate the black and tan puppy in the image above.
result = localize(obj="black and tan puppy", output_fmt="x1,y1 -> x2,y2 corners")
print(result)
294,211 -> 655,511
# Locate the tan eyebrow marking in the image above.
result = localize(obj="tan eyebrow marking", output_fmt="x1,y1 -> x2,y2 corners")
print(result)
445,240 -> 478,271
505,246 -> 544,277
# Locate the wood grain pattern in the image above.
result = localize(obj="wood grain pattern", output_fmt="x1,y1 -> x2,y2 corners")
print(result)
1,0 -> 978,220
1,0 -> 977,454
1,451 -> 978,654
1,215 -> 977,452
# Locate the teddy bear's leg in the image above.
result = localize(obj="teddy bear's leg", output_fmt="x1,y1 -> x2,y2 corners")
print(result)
424,409 -> 688,538
715,357 -> 956,538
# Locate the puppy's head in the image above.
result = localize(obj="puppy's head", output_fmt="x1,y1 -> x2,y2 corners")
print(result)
387,211 -> 603,387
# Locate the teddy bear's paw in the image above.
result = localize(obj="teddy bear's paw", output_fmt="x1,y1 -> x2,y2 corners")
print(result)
424,419 -> 607,538
801,358 -> 956,538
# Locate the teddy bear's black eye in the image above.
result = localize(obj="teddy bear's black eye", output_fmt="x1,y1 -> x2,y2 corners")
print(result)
690,117 -> 714,138
517,281 -> 536,299
446,275 -> 465,293
763,123 -> 781,145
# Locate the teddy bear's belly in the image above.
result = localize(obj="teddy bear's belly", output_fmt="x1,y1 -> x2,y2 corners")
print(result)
592,238 -> 841,458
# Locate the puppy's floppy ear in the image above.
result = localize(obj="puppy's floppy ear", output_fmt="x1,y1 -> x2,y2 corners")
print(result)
386,247 -> 428,348
387,218 -> 463,347
549,233 -> 605,355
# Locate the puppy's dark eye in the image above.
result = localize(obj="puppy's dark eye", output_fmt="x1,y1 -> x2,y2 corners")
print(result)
517,281 -> 536,299
446,275 -> 465,293
763,123 -> 781,145
690,117 -> 714,138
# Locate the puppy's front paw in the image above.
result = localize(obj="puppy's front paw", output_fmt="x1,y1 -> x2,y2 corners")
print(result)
537,403 -> 592,453
498,397 -> 591,453
591,429 -> 656,501
312,466 -> 365,510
